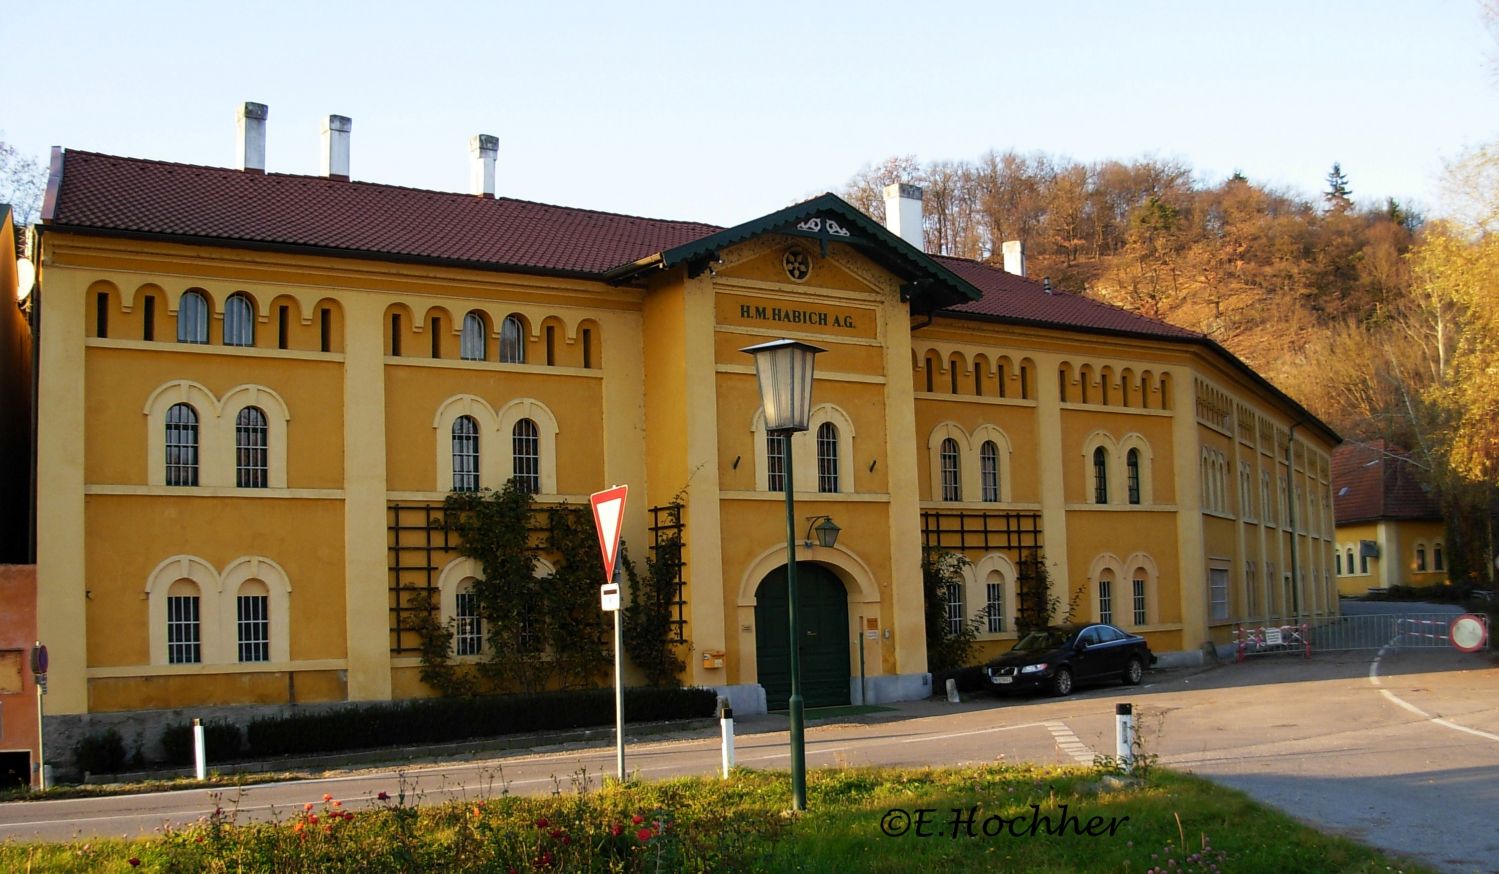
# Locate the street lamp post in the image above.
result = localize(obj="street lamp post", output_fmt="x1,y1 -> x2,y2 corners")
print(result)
742,338 -> 824,812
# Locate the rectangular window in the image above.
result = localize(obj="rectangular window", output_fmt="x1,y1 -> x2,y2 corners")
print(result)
391,313 -> 402,356
997,364 -> 1007,398
545,325 -> 556,366
945,582 -> 964,637
582,328 -> 593,369
766,432 -> 785,492
278,305 -> 289,350
1132,576 -> 1147,626
237,594 -> 270,662
973,363 -> 983,397
455,591 -> 483,656
431,317 -> 442,358
986,582 -> 1004,633
143,296 -> 156,341
1245,562 -> 1256,616
319,308 -> 332,352
1098,579 -> 1113,625
1209,567 -> 1229,621
1020,365 -> 1029,400
95,292 -> 109,338
166,595 -> 201,664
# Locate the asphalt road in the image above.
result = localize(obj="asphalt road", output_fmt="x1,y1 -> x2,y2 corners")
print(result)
1,634 -> 1495,872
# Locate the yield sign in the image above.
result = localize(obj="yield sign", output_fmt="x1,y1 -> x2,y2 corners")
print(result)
589,485 -> 629,582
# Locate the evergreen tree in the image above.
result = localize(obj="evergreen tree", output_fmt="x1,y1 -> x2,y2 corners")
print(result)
1324,162 -> 1353,212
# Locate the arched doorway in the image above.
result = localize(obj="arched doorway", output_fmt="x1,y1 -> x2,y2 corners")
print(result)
755,563 -> 850,710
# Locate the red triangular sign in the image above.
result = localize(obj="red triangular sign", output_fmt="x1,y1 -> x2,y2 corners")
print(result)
589,485 -> 629,582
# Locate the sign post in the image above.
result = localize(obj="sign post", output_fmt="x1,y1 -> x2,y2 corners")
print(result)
31,642 -> 47,790
590,485 -> 628,782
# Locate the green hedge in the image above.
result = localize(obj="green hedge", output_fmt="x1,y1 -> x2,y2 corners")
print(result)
245,686 -> 718,758
72,728 -> 127,775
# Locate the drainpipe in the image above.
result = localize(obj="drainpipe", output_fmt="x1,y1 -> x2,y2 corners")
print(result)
1286,420 -> 1303,617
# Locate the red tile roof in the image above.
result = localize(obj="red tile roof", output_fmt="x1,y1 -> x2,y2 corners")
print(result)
46,150 -> 722,277
934,255 -> 1201,339
1332,440 -> 1441,524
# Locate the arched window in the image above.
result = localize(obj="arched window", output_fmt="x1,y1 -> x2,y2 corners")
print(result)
980,441 -> 1000,503
985,575 -> 1005,633
1093,447 -> 1108,504
235,406 -> 269,488
461,311 -> 488,361
224,293 -> 254,347
940,438 -> 961,501
945,579 -> 964,636
166,579 -> 202,664
1346,548 -> 1355,574
816,422 -> 839,493
766,432 -> 786,492
165,403 -> 199,487
1434,543 -> 1445,571
1335,551 -> 1343,575
499,315 -> 526,364
236,579 -> 270,663
1131,573 -> 1148,625
178,291 -> 209,344
1415,545 -> 1427,572
1127,448 -> 1141,505
1098,573 -> 1114,625
455,579 -> 483,656
452,416 -> 480,492
512,418 -> 540,493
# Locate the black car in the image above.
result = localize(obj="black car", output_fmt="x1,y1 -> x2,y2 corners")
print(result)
981,624 -> 1154,697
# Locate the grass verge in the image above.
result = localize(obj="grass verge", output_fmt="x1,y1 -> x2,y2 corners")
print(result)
0,763 -> 1432,872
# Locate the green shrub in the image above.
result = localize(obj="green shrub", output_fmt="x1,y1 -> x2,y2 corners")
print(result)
246,687 -> 717,758
159,721 -> 244,765
72,728 -> 127,776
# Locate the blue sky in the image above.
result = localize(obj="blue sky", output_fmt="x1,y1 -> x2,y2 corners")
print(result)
4,1 -> 1494,225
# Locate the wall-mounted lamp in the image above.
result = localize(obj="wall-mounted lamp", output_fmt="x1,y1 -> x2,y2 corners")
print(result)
804,515 -> 841,549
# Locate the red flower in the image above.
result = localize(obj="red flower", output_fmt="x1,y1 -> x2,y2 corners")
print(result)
610,823 -> 623,837
535,817 -> 549,829
128,860 -> 141,868
636,827 -> 653,842
303,802 -> 315,812
631,814 -> 644,825
561,834 -> 571,845
322,793 -> 333,802
549,829 -> 563,840
377,791 -> 389,801
307,814 -> 319,825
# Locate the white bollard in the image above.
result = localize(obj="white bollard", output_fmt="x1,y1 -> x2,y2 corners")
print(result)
193,718 -> 207,780
946,677 -> 960,704
720,707 -> 735,778
1115,703 -> 1134,771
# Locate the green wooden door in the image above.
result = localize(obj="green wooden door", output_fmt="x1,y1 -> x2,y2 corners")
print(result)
755,563 -> 850,711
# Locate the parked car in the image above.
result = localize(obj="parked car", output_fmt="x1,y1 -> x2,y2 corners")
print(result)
981,624 -> 1154,697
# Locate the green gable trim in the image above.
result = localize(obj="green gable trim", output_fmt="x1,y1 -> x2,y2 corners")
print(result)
605,193 -> 980,311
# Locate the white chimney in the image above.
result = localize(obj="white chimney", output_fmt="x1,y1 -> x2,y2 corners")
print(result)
321,115 -> 352,180
1002,240 -> 1025,276
470,134 -> 498,197
882,182 -> 924,250
236,102 -> 268,173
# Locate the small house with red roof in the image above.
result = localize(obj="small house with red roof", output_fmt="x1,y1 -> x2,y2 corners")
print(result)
1332,441 -> 1447,595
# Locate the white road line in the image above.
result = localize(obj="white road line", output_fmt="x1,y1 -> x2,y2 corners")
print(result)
1369,645 -> 1499,743
899,722 -> 1047,743
1042,721 -> 1094,763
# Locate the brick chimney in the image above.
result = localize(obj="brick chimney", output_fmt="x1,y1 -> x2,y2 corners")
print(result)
236,102 -> 268,174
321,115 -> 352,181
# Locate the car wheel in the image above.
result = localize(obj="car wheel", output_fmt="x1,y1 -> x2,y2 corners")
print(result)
1123,656 -> 1144,686
1051,666 -> 1073,696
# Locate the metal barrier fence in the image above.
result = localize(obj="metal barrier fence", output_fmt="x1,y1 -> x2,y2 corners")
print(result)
1234,612 -> 1488,661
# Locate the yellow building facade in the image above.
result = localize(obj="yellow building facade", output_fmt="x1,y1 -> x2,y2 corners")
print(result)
30,118 -> 1338,748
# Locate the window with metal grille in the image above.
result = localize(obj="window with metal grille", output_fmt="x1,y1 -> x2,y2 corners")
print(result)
766,432 -> 785,492
986,581 -> 1004,632
461,311 -> 487,360
1131,576 -> 1148,625
455,587 -> 483,656
1127,448 -> 1141,504
816,422 -> 839,493
500,315 -> 526,363
512,418 -> 540,493
1098,577 -> 1113,625
165,403 -> 199,487
237,593 -> 269,662
452,416 -> 480,492
236,406 -> 268,488
166,594 -> 201,664
224,293 -> 255,346
940,438 -> 961,501
945,581 -> 964,636
1209,568 -> 1229,620
980,441 -> 999,502
178,290 -> 209,344
1093,447 -> 1108,504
